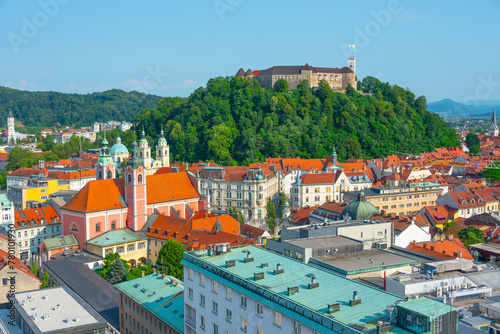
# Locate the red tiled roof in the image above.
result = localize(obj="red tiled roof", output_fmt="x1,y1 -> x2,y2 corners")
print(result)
407,238 -> 473,260
0,249 -> 39,281
63,172 -> 200,213
300,171 -> 340,184
14,206 -> 60,228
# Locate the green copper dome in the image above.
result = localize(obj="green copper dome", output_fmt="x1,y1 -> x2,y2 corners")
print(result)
109,137 -> 129,155
341,194 -> 379,220
139,129 -> 148,144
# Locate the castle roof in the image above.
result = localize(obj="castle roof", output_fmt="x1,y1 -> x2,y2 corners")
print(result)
235,68 -> 245,77
62,172 -> 199,213
245,69 -> 253,76
257,65 -> 354,76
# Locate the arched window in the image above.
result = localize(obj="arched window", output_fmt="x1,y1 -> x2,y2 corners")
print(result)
107,170 -> 112,179
139,152 -> 143,158
138,174 -> 143,183
158,150 -> 161,156
128,174 -> 132,184
69,223 -> 79,232
98,170 -> 102,179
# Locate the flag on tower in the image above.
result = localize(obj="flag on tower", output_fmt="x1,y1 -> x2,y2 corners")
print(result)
348,44 -> 356,49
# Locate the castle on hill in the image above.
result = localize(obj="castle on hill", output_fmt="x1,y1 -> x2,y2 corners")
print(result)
235,57 -> 357,91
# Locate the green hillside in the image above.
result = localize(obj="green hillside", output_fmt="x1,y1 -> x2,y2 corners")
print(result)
0,86 -> 162,128
134,76 -> 460,164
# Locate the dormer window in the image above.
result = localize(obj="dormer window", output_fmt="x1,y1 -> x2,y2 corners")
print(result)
470,199 -> 475,204
462,200 -> 467,205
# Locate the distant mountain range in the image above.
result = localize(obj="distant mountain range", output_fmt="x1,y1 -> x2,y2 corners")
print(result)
427,99 -> 500,117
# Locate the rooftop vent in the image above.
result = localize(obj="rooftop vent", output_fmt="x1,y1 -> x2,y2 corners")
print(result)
309,276 -> 319,289
226,260 -> 235,268
288,286 -> 299,296
74,317 -> 80,323
243,250 -> 254,263
328,303 -> 340,314
261,263 -> 268,268
274,263 -> 284,275
254,272 -> 265,281
350,291 -> 361,306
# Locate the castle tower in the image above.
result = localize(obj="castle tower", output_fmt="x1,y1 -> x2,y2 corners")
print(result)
156,127 -> 170,167
96,132 -> 115,180
138,129 -> 151,170
347,57 -> 356,75
7,111 -> 15,145
125,135 -> 148,231
489,107 -> 499,136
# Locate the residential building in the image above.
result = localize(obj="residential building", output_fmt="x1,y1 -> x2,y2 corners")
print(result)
195,165 -> 279,220
61,139 -> 202,250
86,228 -> 148,266
235,59 -> 357,91
8,167 -> 96,192
0,249 -> 40,305
8,175 -> 73,210
435,190 -> 498,218
13,286 -> 108,333
343,182 -> 444,216
0,193 -> 14,227
49,248 -> 103,270
116,273 -> 184,334
182,245 -> 458,334
38,234 -> 79,265
13,206 -> 61,261
43,259 -> 119,331
290,170 -> 372,207
144,212 -> 267,263
419,205 -> 459,227
0,234 -> 19,258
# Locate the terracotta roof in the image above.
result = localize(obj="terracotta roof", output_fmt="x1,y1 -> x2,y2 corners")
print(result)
300,172 -> 340,185
289,206 -> 317,226
63,172 -> 199,213
14,206 -> 60,228
0,249 -> 39,281
407,238 -> 473,260
315,201 -> 346,215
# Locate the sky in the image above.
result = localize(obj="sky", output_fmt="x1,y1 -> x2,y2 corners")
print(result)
0,0 -> 499,103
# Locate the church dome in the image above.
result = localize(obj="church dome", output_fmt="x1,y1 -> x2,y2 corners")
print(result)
109,137 -> 129,155
341,192 -> 379,220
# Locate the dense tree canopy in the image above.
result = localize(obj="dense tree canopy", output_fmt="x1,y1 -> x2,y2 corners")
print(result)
156,240 -> 186,279
458,226 -> 485,247
465,132 -> 480,154
135,76 -> 459,165
0,87 -> 161,127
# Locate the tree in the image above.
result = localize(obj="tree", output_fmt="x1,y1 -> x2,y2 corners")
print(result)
41,272 -> 49,289
0,171 -> 8,190
30,261 -> 38,277
483,168 -> 500,184
95,252 -> 129,280
5,146 -> 38,170
442,220 -> 457,236
107,257 -> 129,284
156,240 -> 186,280
127,261 -> 154,281
465,132 -> 480,154
207,124 -> 235,165
458,226 -> 485,247
274,79 -> 289,93
265,197 -> 279,235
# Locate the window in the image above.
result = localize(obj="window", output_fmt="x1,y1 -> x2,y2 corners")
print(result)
212,301 -> 218,314
226,308 -> 232,321
188,288 -> 193,299
111,221 -> 116,229
96,223 -> 100,232
257,326 -> 264,334
213,323 -> 218,334
274,312 -> 281,326
200,294 -> 205,306
127,244 -> 135,251
138,242 -> 145,249
116,246 -> 124,253
256,303 -> 264,316
200,274 -> 205,286
240,317 -> 247,330
212,280 -> 218,292
293,322 -> 301,334
128,174 -> 132,183
200,315 -> 205,329
226,287 -> 232,300
188,268 -> 193,280
138,174 -> 143,183
240,295 -> 247,308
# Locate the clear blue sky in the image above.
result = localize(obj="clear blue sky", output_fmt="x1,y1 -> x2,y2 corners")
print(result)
1,0 -> 499,103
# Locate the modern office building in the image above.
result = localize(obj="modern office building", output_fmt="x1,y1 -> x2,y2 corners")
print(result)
182,245 -> 457,334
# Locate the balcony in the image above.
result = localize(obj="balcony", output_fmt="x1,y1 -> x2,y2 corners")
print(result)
185,315 -> 196,329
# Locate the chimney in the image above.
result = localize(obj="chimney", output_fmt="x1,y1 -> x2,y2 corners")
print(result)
430,245 -> 435,251
459,251 -> 463,258
448,235 -> 453,240
442,250 -> 446,255
423,244 -> 428,249
162,273 -> 166,279
412,240 -> 416,245
440,237 -> 444,242
153,268 -> 157,274
141,271 -> 145,277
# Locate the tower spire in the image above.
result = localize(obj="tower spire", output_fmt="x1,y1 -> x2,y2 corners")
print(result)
490,107 -> 499,136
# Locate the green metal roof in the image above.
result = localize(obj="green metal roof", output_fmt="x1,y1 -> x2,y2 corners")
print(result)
109,137 -> 129,155
341,199 -> 379,220
115,274 -> 184,333
43,234 -> 79,250
86,228 -> 145,247
397,297 -> 457,318
0,194 -> 11,209
182,245 -> 424,334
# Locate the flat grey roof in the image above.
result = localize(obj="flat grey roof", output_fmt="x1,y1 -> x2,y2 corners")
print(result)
314,249 -> 420,273
285,235 -> 361,249
389,270 -> 469,285
15,286 -> 106,333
